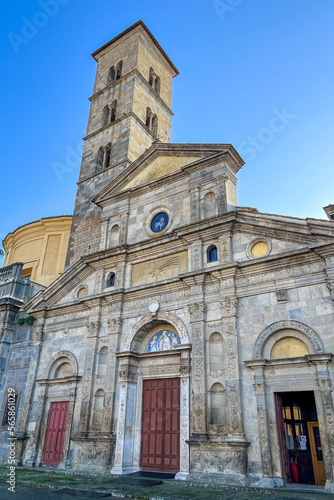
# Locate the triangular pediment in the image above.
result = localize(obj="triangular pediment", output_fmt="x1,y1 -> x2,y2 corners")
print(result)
92,143 -> 244,206
25,258 -> 95,311
121,154 -> 199,191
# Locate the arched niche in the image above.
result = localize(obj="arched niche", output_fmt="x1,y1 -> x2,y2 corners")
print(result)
253,321 -> 324,360
124,311 -> 189,352
96,346 -> 108,378
208,332 -> 223,374
92,388 -> 105,430
209,382 -> 226,425
109,224 -> 120,248
203,191 -> 216,218
45,350 -> 78,379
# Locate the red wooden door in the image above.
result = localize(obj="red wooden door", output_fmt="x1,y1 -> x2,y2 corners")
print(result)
43,401 -> 69,465
141,378 -> 180,472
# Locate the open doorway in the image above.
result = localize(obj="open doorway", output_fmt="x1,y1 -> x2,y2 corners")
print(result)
275,391 -> 326,485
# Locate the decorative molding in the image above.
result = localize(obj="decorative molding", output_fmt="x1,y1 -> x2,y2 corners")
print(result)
253,320 -> 324,360
44,350 -> 79,379
107,317 -> 122,333
86,320 -> 100,337
188,302 -> 206,322
124,311 -> 189,351
119,368 -> 138,383
220,297 -> 237,316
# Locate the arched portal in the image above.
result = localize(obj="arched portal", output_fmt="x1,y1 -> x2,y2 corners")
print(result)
112,313 -> 190,479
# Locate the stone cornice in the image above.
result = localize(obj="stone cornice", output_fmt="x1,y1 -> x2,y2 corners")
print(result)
91,20 -> 179,76
245,353 -> 333,369
37,375 -> 82,386
24,212 -> 334,315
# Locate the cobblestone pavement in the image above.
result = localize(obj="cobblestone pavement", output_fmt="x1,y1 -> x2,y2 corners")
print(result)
1,467 -> 334,500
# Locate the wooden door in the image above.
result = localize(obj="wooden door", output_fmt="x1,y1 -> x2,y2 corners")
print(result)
275,393 -> 292,482
308,422 -> 326,485
140,378 -> 180,472
43,401 -> 69,465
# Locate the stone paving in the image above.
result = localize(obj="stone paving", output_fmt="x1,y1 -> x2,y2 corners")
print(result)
1,467 -> 334,500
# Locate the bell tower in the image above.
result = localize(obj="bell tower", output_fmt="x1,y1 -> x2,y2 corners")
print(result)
65,21 -> 179,267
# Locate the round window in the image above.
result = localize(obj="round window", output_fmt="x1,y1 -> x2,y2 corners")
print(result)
151,212 -> 169,233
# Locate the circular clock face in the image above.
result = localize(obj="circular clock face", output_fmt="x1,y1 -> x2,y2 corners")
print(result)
151,212 -> 169,233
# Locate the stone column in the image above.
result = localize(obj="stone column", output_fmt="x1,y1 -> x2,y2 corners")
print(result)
16,346 -> 41,464
189,185 -> 200,223
111,364 -> 139,474
316,377 -> 334,491
253,382 -> 274,485
218,235 -> 232,264
103,318 -> 122,433
216,175 -> 228,214
176,361 -> 191,480
189,240 -> 203,272
217,268 -> 244,436
119,211 -> 129,246
100,218 -> 109,251
188,299 -> 207,436
79,319 -> 100,432
25,393 -> 47,466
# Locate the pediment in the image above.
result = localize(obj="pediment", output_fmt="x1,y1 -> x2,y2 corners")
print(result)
25,259 -> 94,311
120,154 -> 199,191
92,143 -> 244,207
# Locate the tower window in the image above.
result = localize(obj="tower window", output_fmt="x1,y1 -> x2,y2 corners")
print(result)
155,76 -> 161,94
108,272 -> 115,287
146,107 -> 152,128
151,115 -> 158,137
146,108 -> 158,137
107,61 -> 123,85
107,66 -> 115,85
96,144 -> 112,172
115,61 -> 123,80
110,100 -> 117,122
207,245 -> 218,263
149,67 -> 160,96
96,147 -> 104,171
104,143 -> 111,169
102,105 -> 110,127
149,68 -> 154,86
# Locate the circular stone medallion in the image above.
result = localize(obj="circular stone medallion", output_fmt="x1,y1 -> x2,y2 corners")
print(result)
149,300 -> 160,313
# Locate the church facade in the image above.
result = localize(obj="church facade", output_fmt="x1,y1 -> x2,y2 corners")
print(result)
2,21 -> 334,490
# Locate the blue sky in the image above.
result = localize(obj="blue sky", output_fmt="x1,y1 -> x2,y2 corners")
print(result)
1,0 -> 334,254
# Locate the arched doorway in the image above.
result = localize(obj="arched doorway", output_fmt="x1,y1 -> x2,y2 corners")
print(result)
112,313 -> 191,479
